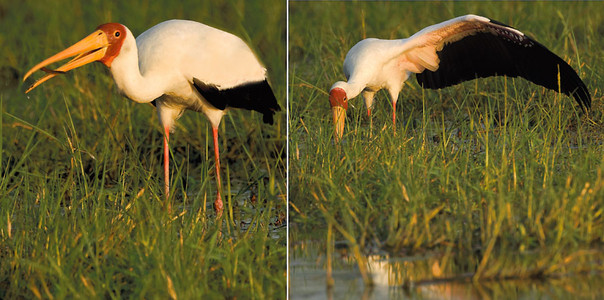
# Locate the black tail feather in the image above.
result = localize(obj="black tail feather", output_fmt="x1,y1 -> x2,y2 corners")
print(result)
193,78 -> 281,124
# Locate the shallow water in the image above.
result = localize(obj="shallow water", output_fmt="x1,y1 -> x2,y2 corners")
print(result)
290,245 -> 604,299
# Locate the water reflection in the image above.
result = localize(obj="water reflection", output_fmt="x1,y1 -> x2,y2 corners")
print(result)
290,246 -> 604,299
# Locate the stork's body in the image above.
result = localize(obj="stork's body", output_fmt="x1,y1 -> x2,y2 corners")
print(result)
24,20 -> 281,216
329,15 -> 591,140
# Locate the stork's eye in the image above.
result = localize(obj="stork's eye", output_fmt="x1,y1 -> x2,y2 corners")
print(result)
114,31 -> 120,37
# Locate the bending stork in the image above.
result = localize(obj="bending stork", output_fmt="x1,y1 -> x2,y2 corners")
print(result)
329,14 -> 590,140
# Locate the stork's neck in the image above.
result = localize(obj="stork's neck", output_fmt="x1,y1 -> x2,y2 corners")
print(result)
108,30 -> 165,103
332,81 -> 365,100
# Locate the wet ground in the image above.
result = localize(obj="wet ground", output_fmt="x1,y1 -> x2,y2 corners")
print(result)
290,244 -> 604,299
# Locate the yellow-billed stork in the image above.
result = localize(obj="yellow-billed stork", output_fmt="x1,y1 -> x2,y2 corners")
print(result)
329,14 -> 591,141
23,19 -> 281,216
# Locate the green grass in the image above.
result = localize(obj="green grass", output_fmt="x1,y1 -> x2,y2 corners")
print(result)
290,1 -> 604,286
1,0 -> 285,298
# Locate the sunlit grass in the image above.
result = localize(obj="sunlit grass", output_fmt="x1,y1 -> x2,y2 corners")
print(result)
290,1 -> 603,287
1,0 -> 285,298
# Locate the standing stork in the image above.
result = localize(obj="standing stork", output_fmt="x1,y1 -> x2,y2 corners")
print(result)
329,14 -> 591,141
23,19 -> 281,216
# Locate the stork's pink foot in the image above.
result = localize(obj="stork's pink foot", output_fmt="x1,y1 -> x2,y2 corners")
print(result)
214,196 -> 223,218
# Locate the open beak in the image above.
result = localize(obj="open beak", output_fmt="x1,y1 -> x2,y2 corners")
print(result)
332,106 -> 346,142
23,30 -> 109,93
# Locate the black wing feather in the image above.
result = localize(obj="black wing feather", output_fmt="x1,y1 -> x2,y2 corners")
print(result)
193,79 -> 281,124
416,20 -> 591,111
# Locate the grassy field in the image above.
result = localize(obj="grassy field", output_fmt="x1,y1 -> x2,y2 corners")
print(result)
290,1 -> 604,288
1,0 -> 285,298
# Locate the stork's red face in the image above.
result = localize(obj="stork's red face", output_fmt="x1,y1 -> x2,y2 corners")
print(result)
329,87 -> 348,142
23,23 -> 127,93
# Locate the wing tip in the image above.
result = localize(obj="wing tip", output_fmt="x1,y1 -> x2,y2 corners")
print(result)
263,111 -> 275,125
574,88 -> 591,112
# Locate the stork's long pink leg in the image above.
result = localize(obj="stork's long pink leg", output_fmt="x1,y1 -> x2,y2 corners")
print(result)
367,108 -> 373,136
212,126 -> 224,217
163,126 -> 171,213
392,101 -> 397,134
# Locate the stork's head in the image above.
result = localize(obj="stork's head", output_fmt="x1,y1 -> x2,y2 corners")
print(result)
329,82 -> 348,142
23,23 -> 128,93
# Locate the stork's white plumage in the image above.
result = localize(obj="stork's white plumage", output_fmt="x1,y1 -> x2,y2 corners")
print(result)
24,20 -> 281,216
329,14 -> 590,140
